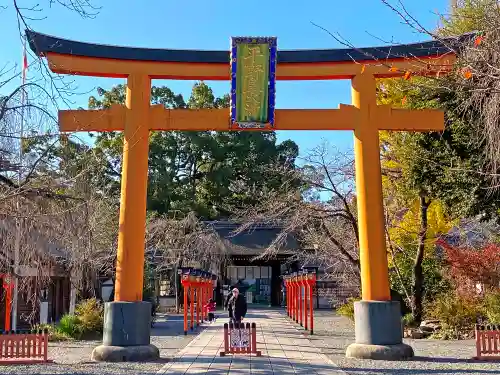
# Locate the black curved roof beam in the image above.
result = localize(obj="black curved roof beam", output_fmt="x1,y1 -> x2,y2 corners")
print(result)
26,30 -> 470,64
25,30 -> 469,80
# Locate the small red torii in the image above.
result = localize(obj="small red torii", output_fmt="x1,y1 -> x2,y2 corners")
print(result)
179,268 -> 216,335
283,268 -> 317,335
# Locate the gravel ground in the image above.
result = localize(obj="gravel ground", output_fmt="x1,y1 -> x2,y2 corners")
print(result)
307,310 -> 500,375
4,310 -> 500,374
1,313 -> 202,375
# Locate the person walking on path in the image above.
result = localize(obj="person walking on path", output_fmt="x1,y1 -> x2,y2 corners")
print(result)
225,287 -> 247,324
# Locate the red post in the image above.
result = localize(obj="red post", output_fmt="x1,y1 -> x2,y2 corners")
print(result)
199,280 -> 203,324
287,279 -> 291,319
43,331 -> 48,362
295,278 -> 299,323
205,281 -> 209,321
201,277 -> 206,323
205,279 -> 210,321
288,280 -> 291,318
475,325 -> 482,359
202,281 -> 206,322
221,323 -> 229,356
198,282 -> 202,325
309,274 -> 315,335
303,278 -> 308,331
251,323 -> 257,353
284,279 -> 288,316
206,281 -> 210,318
196,281 -> 201,327
182,277 -> 188,335
3,276 -> 12,332
190,284 -> 195,330
286,280 -> 290,317
298,280 -> 302,326
290,278 -> 295,321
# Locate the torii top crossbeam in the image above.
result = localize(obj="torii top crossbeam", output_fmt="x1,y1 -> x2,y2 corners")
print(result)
26,30 -> 461,80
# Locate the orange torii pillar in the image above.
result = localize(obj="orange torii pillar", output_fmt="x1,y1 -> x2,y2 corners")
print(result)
344,73 -> 422,359
87,74 -> 160,362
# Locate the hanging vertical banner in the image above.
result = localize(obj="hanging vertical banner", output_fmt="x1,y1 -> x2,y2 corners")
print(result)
230,37 -> 277,130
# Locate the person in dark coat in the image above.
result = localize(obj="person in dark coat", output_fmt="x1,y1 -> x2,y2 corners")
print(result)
226,288 -> 247,324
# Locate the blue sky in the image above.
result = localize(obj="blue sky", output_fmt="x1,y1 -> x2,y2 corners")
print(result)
2,0 -> 450,157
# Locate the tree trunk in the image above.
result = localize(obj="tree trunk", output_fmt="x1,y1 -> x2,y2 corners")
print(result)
412,195 -> 430,324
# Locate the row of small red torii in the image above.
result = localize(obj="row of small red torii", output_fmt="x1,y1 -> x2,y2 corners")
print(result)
179,267 -> 217,335
283,268 -> 317,335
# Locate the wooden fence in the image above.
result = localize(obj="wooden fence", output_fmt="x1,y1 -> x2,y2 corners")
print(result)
0,330 -> 52,365
475,325 -> 500,360
220,322 -> 261,357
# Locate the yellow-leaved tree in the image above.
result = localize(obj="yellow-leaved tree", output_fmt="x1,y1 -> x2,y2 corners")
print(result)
377,0 -> 500,324
378,77 -> 464,324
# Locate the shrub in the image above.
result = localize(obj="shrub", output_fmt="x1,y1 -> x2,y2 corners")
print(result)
57,314 -> 81,338
439,240 -> 500,292
402,313 -> 417,328
75,298 -> 104,335
56,298 -> 104,339
429,327 -> 461,340
336,298 -> 360,321
483,291 -> 500,325
33,323 -> 72,342
426,291 -> 481,337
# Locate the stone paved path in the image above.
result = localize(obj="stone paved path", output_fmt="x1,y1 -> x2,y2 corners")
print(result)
157,309 -> 345,375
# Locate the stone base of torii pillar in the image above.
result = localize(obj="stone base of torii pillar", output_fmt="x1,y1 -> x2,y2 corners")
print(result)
91,302 -> 159,362
346,301 -> 414,360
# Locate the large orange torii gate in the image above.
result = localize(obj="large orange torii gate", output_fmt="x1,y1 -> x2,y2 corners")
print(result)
27,30 -> 460,361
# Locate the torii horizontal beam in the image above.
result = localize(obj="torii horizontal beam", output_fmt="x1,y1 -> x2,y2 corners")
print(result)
59,105 -> 444,133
